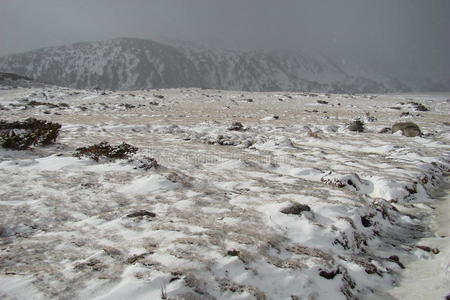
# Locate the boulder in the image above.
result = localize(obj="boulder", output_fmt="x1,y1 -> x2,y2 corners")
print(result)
392,122 -> 422,137
280,203 -> 311,215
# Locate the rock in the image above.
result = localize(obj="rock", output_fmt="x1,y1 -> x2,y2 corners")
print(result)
415,245 -> 440,254
228,122 -> 245,131
388,255 -> 405,269
133,156 -> 158,171
126,210 -> 156,218
400,112 -> 411,117
103,246 -> 122,256
388,255 -> 400,262
347,120 -> 364,132
227,249 -> 240,256
126,253 -> 149,264
360,216 -> 372,227
379,127 -> 391,134
280,203 -> 311,215
317,100 -> 328,104
408,101 -> 429,111
392,122 -> 422,137
319,269 -> 340,279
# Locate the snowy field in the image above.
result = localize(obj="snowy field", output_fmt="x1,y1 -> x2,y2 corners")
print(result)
0,85 -> 449,300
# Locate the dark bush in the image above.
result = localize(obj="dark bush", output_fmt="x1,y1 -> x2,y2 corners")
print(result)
348,120 -> 364,132
73,141 -> 138,162
0,118 -> 61,150
27,100 -> 59,108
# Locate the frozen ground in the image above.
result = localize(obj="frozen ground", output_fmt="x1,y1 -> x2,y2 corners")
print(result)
0,86 -> 449,299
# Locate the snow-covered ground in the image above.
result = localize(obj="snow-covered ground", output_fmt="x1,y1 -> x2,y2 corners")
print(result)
388,177 -> 450,299
0,85 -> 449,299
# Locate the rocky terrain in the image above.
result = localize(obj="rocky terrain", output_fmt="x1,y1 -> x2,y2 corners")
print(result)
0,77 -> 449,299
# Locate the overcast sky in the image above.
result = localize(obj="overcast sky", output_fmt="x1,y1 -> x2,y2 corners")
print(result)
0,0 -> 449,77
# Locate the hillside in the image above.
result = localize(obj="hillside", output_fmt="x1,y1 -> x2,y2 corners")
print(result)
0,38 -> 418,93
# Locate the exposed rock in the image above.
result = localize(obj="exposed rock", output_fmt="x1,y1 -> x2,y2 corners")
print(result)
126,210 -> 156,218
392,122 -> 422,137
319,269 -> 339,279
400,112 -> 411,117
360,216 -> 372,227
280,203 -> 311,215
379,127 -> 391,134
103,246 -> 122,257
415,245 -> 440,254
408,101 -> 429,112
388,255 -> 405,269
131,156 -> 158,171
126,253 -> 151,264
227,249 -> 240,256
228,122 -> 245,131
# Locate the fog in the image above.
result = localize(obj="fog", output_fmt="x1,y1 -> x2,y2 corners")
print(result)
0,0 -> 449,79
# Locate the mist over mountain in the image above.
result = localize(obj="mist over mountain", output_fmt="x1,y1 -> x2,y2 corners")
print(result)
0,37 -> 446,93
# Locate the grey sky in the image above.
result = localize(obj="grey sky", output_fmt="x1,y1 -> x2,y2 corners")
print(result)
0,0 -> 449,77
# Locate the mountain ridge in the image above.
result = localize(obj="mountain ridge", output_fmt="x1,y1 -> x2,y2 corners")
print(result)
0,37 -> 443,93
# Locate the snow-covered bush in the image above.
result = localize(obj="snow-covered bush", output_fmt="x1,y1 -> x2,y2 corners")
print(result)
0,118 -> 62,150
73,141 -> 138,162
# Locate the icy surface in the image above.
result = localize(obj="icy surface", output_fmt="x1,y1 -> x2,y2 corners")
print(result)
0,85 -> 449,299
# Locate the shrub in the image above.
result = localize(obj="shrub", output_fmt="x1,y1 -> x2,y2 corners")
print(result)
73,141 -> 138,162
27,100 -> 59,108
0,118 -> 61,150
347,120 -> 364,132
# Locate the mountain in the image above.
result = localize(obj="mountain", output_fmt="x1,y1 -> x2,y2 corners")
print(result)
0,37 -> 440,93
0,38 -> 204,91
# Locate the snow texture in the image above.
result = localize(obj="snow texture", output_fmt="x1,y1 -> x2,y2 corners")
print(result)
0,82 -> 450,299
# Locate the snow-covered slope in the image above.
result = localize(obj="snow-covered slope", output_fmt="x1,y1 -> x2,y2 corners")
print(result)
0,37 -> 419,93
0,38 -> 204,91
169,40 -> 412,93
1,84 -> 450,299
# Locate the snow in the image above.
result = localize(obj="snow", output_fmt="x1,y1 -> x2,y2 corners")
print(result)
119,174 -> 179,195
0,86 -> 449,299
388,177 -> 450,300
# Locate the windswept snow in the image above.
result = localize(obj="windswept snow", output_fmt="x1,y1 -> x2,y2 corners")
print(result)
0,85 -> 449,299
